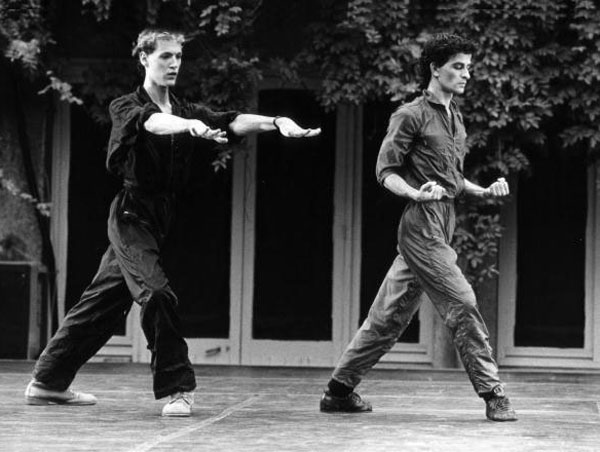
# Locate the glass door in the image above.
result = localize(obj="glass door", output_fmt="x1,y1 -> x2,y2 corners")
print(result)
240,89 -> 338,366
161,148 -> 238,364
133,137 -> 239,365
498,140 -> 600,368
359,102 -> 433,365
68,104 -> 134,360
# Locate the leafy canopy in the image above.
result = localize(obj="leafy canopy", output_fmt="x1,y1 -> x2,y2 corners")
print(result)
1,0 -> 598,283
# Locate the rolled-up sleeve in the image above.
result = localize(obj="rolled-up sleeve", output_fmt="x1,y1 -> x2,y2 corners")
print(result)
375,107 -> 419,185
106,96 -> 160,175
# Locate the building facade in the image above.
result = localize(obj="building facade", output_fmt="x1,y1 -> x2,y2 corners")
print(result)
46,77 -> 600,371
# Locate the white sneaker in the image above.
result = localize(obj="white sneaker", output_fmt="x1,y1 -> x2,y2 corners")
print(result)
25,380 -> 97,406
161,392 -> 194,417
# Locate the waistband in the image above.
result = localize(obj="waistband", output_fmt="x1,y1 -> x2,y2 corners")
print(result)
409,196 -> 456,206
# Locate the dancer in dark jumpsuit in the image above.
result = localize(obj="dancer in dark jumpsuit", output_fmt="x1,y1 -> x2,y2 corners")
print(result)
320,34 -> 517,421
25,28 -> 320,417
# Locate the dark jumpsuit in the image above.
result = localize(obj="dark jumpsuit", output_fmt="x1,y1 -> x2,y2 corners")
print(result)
331,90 -> 504,398
33,86 -> 239,399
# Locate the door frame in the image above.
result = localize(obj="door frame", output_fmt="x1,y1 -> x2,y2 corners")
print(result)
237,98 -> 361,367
50,97 -> 70,326
126,88 -> 361,367
497,167 -> 600,368
51,95 -> 137,361
235,93 -> 435,367
52,71 -> 436,366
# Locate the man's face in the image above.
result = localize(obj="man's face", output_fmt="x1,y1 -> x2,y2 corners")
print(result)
141,38 -> 182,87
434,53 -> 472,95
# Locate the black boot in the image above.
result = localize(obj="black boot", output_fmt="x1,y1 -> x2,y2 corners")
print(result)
320,390 -> 372,413
484,387 -> 518,422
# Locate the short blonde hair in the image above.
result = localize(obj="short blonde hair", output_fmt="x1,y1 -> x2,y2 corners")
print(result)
132,28 -> 185,58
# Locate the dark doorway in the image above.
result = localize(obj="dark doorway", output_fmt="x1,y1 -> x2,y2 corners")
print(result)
67,104 -> 232,339
252,89 -> 335,341
161,146 -> 232,339
67,105 -> 122,331
515,143 -> 587,348
360,102 -> 420,343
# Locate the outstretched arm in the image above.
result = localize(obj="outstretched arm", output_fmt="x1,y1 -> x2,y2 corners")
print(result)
463,177 -> 509,198
229,114 -> 321,137
144,113 -> 228,143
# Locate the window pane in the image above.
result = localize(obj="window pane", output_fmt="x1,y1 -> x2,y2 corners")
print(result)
68,105 -> 126,334
360,102 -> 419,343
515,147 -> 586,348
162,149 -> 232,339
252,90 -> 335,340
69,105 -> 232,339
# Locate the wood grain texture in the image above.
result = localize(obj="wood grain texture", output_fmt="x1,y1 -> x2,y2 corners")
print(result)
0,362 -> 598,451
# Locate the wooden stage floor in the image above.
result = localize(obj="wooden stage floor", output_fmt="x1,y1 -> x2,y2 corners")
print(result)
0,361 -> 599,451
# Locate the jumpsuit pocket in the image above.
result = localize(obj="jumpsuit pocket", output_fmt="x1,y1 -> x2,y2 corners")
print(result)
416,203 -> 447,241
114,191 -> 153,228
119,210 -> 153,229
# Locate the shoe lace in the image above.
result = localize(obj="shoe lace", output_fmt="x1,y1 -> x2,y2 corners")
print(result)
489,396 -> 512,412
65,386 -> 79,397
170,392 -> 193,405
348,392 -> 364,404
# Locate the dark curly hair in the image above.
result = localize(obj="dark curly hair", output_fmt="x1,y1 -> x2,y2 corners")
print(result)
418,33 -> 476,89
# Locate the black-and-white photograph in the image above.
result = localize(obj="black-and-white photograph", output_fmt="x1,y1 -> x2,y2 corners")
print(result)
0,0 -> 599,451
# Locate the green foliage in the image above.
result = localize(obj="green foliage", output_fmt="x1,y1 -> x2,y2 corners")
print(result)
1,0 -> 47,73
0,0 -> 82,103
431,0 -> 574,283
294,0 -> 600,284
2,0 -> 600,285
70,0 -> 261,123
0,167 -> 51,217
77,0 -> 262,169
199,0 -> 245,36
81,0 -> 112,21
452,209 -> 503,284
562,0 -> 600,152
38,70 -> 83,105
297,0 -> 420,108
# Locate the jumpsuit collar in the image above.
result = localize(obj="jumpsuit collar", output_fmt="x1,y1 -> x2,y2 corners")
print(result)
423,89 -> 458,112
136,85 -> 181,110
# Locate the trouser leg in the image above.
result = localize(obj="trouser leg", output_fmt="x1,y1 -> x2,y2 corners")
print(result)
139,290 -> 196,399
401,214 -> 503,397
33,247 -> 132,390
108,210 -> 196,399
331,254 -> 424,388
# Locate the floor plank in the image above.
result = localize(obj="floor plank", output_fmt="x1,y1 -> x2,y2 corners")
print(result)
0,362 -> 598,452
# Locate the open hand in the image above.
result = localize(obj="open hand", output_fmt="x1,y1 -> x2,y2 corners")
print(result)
415,181 -> 448,202
188,120 -> 228,144
486,177 -> 509,197
274,117 -> 321,138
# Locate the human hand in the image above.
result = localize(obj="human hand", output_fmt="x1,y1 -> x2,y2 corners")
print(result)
414,181 -> 448,202
273,117 -> 321,138
188,120 -> 228,144
485,177 -> 509,197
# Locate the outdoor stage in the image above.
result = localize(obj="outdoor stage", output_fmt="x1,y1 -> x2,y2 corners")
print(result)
0,362 -> 598,451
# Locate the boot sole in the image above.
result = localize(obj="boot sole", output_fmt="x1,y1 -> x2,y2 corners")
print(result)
320,409 -> 372,413
25,395 -> 96,406
320,404 -> 372,413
